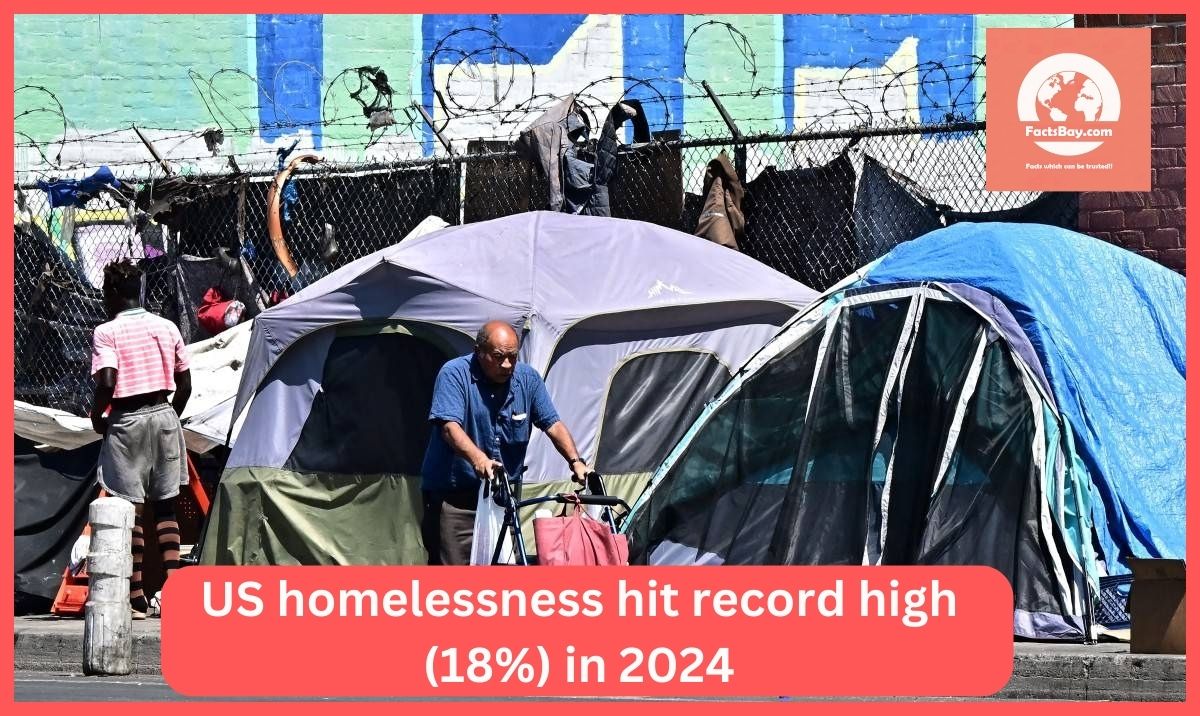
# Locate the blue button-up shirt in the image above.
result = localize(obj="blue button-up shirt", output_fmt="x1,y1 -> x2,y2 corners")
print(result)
421,354 -> 561,492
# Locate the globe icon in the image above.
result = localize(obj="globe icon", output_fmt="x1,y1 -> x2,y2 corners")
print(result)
1035,71 -> 1104,123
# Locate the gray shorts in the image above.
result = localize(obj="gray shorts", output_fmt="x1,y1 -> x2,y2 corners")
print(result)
98,403 -> 188,504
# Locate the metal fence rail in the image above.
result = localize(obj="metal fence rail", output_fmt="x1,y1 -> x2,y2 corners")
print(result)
13,122 -> 1078,415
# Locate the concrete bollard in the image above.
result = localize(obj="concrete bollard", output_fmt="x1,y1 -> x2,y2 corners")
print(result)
82,497 -> 135,676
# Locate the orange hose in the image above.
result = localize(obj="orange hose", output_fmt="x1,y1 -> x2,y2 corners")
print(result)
266,153 -> 322,278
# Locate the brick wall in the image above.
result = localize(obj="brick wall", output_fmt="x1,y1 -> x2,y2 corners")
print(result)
1074,14 -> 1186,273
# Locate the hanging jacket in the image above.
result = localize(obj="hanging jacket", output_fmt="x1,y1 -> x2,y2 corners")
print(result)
516,96 -> 650,217
573,99 -> 650,217
694,151 -> 744,250
514,95 -> 590,212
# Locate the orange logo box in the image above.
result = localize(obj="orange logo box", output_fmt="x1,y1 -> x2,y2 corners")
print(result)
986,28 -> 1150,191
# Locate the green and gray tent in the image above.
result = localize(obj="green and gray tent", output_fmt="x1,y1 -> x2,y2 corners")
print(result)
199,212 -> 815,566
625,223 -> 1185,641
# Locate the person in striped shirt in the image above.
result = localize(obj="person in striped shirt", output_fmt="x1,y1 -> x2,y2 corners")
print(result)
90,259 -> 192,619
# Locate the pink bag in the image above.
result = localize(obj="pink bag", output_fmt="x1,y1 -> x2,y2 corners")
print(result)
533,497 -> 629,566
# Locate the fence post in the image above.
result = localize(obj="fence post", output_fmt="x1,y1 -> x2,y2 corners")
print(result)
700,80 -> 747,183
82,497 -> 135,676
412,101 -> 456,157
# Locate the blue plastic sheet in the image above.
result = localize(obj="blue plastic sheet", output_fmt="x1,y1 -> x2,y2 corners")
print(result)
860,222 -> 1185,574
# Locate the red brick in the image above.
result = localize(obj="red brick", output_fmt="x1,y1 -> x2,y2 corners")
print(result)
1161,208 -> 1188,227
1091,210 -> 1127,229
1156,15 -> 1186,23
1148,189 -> 1183,207
1177,25 -> 1186,43
1081,14 -> 1120,27
1154,125 -> 1186,147
1089,231 -> 1114,243
1109,192 -> 1150,208
1151,65 -> 1175,84
1161,248 -> 1186,271
1154,84 -> 1187,104
1116,230 -> 1146,247
1156,168 -> 1186,188
1152,106 -> 1176,125
1152,148 -> 1186,169
1079,192 -> 1112,209
1127,209 -> 1162,228
1176,62 -> 1185,82
1151,26 -> 1176,44
1120,14 -> 1154,25
1153,44 -> 1186,64
1139,249 -> 1161,261
1077,213 -> 1090,230
1149,227 -> 1181,248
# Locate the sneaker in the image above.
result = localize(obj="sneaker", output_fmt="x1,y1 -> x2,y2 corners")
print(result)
131,608 -> 148,621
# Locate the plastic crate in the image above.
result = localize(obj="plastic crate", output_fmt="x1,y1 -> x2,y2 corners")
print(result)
1095,574 -> 1133,629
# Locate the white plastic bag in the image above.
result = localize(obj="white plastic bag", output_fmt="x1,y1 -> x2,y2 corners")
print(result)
470,480 -> 514,565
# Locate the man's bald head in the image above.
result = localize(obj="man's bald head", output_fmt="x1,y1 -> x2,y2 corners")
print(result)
474,321 -> 520,384
475,320 -> 519,350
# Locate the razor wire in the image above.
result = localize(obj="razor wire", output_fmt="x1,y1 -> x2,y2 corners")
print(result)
13,120 -> 1078,418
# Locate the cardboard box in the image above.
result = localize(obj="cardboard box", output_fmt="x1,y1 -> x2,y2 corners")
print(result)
1128,558 -> 1185,654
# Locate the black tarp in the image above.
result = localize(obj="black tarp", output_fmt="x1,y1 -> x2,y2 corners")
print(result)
742,155 -> 857,290
853,156 -> 943,262
14,223 -> 108,415
14,437 -> 100,615
945,191 -> 1079,230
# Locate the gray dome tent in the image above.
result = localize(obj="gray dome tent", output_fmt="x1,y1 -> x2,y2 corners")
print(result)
200,212 -> 816,565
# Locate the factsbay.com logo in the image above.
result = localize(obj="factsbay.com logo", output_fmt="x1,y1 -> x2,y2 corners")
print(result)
987,28 -> 1149,191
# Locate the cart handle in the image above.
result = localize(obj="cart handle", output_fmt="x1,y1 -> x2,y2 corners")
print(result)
516,493 -> 630,511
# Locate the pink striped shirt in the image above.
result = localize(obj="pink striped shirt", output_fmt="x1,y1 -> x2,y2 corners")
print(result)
91,308 -> 190,398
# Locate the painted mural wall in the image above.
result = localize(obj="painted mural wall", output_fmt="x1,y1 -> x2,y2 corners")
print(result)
14,13 -> 1071,176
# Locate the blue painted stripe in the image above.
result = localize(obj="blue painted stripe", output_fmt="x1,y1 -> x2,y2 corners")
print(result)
622,14 -> 684,136
256,14 -> 324,147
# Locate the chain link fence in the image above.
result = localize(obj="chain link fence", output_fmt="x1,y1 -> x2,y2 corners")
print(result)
14,122 -> 1079,416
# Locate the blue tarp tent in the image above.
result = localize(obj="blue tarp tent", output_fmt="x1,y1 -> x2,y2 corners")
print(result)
861,222 -> 1186,574
627,223 -> 1184,639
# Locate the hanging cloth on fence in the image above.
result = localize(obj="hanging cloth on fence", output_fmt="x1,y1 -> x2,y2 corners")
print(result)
693,150 -> 745,250
514,95 -> 591,213
944,192 -> 1079,230
135,172 -> 244,228
852,155 -> 943,262
573,99 -> 651,217
743,154 -> 857,289
36,166 -> 124,209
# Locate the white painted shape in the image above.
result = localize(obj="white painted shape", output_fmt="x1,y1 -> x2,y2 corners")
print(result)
432,15 -> 626,150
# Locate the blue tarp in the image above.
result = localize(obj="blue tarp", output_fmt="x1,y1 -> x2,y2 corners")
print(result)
858,222 -> 1185,574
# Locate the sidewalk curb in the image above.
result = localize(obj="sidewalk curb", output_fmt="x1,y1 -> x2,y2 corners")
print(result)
13,619 -> 1186,700
15,621 -> 162,676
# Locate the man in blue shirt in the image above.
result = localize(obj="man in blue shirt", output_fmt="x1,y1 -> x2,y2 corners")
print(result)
421,320 -> 590,565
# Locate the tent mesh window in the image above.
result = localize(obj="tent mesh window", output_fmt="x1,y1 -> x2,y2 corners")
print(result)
284,331 -> 449,475
627,318 -> 830,564
630,291 -> 1079,624
594,351 -> 731,477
